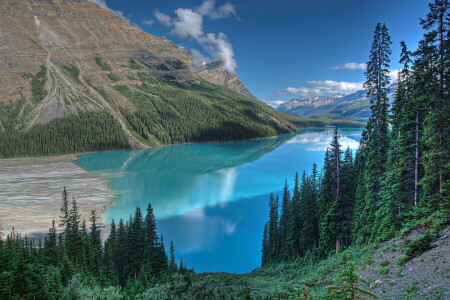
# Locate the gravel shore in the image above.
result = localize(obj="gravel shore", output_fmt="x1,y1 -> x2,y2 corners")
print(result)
0,155 -> 115,238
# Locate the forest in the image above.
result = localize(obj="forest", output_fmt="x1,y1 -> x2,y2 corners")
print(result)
0,0 -> 448,299
262,0 -> 449,296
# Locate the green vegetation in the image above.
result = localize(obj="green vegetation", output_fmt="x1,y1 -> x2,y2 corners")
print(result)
155,63 -> 170,71
30,65 -> 47,104
166,59 -> 186,69
0,111 -> 129,157
0,189 -> 179,299
61,64 -> 81,84
94,54 -> 112,71
326,262 -> 378,299
106,73 -> 120,82
127,59 -> 143,70
115,74 -> 297,145
260,2 -> 448,296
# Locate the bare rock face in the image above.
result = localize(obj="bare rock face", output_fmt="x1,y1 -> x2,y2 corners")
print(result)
194,60 -> 256,99
0,0 -> 253,130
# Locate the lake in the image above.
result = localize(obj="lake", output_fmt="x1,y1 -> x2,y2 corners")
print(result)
74,128 -> 362,273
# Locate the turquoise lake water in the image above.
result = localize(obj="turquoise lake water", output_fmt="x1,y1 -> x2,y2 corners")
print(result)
74,128 -> 362,273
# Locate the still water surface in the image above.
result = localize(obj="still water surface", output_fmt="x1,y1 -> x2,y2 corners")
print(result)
75,128 -> 362,273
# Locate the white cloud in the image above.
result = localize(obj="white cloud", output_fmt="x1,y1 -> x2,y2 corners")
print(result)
89,0 -> 131,24
142,19 -> 154,26
389,69 -> 400,80
278,80 -> 364,96
332,62 -> 367,71
287,130 -> 360,151
191,49 -> 210,66
154,2 -> 238,73
199,33 -> 237,73
197,0 -> 238,19
154,9 -> 173,27
170,8 -> 204,39
263,100 -> 285,108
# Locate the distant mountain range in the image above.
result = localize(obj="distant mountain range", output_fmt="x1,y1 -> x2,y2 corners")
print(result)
276,83 -> 397,122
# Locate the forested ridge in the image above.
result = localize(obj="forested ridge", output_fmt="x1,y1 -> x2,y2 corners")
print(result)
0,73 -> 361,158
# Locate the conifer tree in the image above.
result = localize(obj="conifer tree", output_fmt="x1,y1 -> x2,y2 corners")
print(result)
359,22 -> 392,242
261,222 -> 269,265
59,187 -> 69,229
288,172 -> 304,258
268,193 -> 280,262
417,0 -> 450,212
279,180 -> 291,259
43,220 -> 58,266
89,210 -> 102,276
169,241 -> 177,272
374,42 -> 417,241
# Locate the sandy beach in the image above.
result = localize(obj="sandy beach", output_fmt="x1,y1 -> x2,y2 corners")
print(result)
0,155 -> 115,238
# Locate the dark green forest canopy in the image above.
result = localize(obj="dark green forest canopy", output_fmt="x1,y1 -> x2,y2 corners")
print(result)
0,75 -> 362,158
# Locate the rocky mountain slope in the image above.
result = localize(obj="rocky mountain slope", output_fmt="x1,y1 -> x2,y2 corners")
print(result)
0,0 -> 307,157
277,83 -> 397,122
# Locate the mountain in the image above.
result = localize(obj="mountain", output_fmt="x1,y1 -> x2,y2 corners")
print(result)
277,83 -> 397,122
0,0 -> 316,158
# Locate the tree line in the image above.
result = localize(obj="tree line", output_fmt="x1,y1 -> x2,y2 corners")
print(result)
262,0 -> 449,265
0,188 -> 187,299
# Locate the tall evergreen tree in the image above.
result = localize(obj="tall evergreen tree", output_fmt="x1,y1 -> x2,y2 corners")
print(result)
261,222 -> 269,266
417,0 -> 450,212
279,180 -> 291,259
59,187 -> 69,229
359,22 -> 392,242
169,241 -> 177,272
268,193 -> 280,262
89,210 -> 102,276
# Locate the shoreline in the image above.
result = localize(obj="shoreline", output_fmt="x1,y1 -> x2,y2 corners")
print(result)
0,154 -> 116,238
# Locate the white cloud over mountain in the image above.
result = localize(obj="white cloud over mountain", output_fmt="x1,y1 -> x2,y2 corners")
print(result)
152,1 -> 238,73
278,80 -> 364,96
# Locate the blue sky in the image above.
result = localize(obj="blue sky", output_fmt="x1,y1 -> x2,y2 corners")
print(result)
92,0 -> 429,105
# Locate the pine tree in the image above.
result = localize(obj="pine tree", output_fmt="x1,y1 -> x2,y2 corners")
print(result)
59,187 -> 69,229
359,22 -> 392,242
66,197 -> 81,263
268,193 -> 280,262
288,172 -> 304,258
169,240 -> 177,272
261,222 -> 269,266
417,0 -> 450,212
326,262 -> 378,299
374,42 -> 417,241
89,210 -> 102,276
116,218 -> 127,286
279,180 -> 291,260
43,220 -> 58,266
319,128 -> 344,253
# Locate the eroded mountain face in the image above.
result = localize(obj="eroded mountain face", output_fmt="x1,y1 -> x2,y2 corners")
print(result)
0,0 -> 252,122
0,0 -> 296,154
